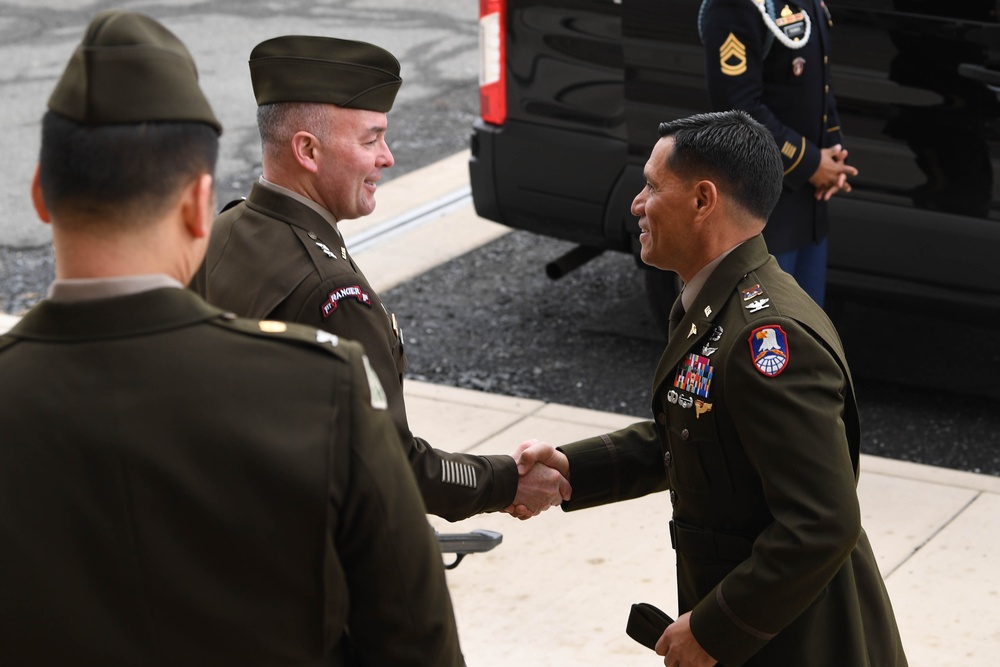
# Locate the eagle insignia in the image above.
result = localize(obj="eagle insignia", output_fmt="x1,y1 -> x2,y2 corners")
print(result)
749,325 -> 789,377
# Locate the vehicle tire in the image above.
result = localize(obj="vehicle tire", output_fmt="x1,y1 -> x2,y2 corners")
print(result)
644,268 -> 681,338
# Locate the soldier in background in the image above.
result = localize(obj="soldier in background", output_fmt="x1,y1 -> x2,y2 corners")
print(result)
0,11 -> 464,666
700,0 -> 858,307
192,35 -> 570,521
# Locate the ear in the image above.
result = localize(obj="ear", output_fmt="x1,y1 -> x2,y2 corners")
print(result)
692,179 -> 719,223
30,165 -> 51,224
180,173 -> 215,239
290,131 -> 321,174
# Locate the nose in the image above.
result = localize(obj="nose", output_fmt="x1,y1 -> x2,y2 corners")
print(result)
631,189 -> 645,217
379,138 -> 395,168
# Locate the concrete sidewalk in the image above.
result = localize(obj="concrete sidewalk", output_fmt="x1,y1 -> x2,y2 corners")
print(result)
4,151 -> 999,665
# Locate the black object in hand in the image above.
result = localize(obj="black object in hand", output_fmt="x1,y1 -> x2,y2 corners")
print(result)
625,602 -> 675,651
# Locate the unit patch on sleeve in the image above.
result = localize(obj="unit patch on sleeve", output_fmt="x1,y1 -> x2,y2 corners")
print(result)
749,325 -> 789,377
321,285 -> 371,319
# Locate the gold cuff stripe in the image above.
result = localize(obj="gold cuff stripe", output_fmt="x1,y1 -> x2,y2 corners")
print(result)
827,125 -> 841,133
781,141 -> 796,159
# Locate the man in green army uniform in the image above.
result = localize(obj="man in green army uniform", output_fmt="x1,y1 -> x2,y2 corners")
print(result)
516,111 -> 907,666
191,36 -> 569,521
0,11 -> 464,666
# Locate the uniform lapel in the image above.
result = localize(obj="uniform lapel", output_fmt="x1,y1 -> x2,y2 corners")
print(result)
651,236 -> 772,395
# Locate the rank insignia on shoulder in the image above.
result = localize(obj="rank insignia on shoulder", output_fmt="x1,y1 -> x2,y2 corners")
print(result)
749,325 -> 789,377
362,354 -> 388,410
315,241 -> 337,259
321,285 -> 372,319
746,298 -> 771,313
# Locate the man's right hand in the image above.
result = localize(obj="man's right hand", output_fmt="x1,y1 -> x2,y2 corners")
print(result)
503,439 -> 571,520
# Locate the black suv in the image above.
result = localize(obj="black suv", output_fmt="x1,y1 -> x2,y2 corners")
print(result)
469,0 -> 1000,324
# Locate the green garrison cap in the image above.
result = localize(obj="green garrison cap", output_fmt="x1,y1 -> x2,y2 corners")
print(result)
249,36 -> 402,112
47,10 -> 222,134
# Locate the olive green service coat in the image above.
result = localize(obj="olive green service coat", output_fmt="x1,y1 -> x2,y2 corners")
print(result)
0,288 -> 463,667
559,236 -> 906,666
192,183 -> 517,521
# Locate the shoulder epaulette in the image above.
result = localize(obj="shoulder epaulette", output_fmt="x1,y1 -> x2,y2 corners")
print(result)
0,335 -> 17,355
736,271 -> 780,323
208,312 -> 349,360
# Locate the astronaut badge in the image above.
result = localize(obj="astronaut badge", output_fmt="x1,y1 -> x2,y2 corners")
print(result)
749,325 -> 789,377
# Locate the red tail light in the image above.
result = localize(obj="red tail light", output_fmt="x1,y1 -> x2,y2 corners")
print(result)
479,0 -> 507,125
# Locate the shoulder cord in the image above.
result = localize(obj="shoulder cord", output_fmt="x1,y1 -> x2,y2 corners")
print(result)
753,0 -> 811,50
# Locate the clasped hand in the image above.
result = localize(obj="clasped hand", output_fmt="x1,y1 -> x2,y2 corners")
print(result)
809,144 -> 859,201
503,438 -> 571,520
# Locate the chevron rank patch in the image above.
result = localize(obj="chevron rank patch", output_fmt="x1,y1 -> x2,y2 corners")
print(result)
720,32 -> 747,76
749,325 -> 789,377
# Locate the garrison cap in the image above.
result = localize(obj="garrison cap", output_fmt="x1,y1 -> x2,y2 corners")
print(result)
249,36 -> 402,112
47,10 -> 222,134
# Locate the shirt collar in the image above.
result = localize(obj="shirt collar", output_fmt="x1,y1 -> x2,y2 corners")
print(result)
47,274 -> 183,303
680,242 -> 743,312
258,176 -> 338,230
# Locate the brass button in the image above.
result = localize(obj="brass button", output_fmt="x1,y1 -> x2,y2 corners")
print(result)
680,428 -> 690,441
825,84 -> 830,93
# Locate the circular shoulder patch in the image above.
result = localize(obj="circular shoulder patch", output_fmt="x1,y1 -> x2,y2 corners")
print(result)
748,325 -> 789,377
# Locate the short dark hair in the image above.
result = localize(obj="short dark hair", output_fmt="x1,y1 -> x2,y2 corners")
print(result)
38,110 -> 219,222
658,110 -> 783,222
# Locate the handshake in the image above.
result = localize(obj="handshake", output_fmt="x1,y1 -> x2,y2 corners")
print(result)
503,439 -> 572,520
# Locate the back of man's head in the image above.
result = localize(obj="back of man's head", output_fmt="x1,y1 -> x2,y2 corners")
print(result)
39,10 -> 221,224
658,110 -> 783,223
